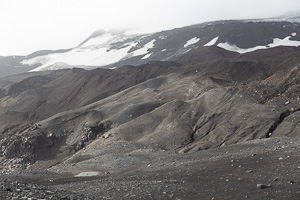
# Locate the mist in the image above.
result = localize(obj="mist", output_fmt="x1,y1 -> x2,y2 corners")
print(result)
0,0 -> 299,55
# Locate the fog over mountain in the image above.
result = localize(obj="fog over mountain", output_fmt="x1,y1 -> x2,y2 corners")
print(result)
0,0 -> 299,55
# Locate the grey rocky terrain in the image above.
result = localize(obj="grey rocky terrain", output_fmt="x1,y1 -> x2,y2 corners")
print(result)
0,17 -> 299,199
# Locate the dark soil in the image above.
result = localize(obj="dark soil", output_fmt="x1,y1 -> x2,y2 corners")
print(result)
1,137 -> 300,199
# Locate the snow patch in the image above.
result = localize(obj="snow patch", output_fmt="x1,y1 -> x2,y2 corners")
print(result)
204,36 -> 219,46
142,53 -> 152,60
132,39 -> 156,57
184,37 -> 200,48
75,172 -> 99,177
271,36 -> 300,47
217,36 -> 300,54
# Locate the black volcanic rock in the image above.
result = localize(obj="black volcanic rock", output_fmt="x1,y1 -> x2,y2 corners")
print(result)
25,49 -> 71,60
174,46 -> 240,65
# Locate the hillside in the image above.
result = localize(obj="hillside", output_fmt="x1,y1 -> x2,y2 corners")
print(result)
0,44 -> 299,199
0,15 -> 300,199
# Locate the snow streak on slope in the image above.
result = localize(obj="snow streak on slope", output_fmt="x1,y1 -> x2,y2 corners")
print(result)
142,53 -> 152,60
217,35 -> 300,54
204,36 -> 219,46
132,39 -> 156,56
184,37 -> 200,47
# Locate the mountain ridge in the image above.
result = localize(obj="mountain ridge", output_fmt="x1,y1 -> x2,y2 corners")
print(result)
1,14 -> 300,79
18,16 -> 300,72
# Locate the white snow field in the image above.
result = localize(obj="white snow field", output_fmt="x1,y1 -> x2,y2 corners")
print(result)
22,33 -> 158,71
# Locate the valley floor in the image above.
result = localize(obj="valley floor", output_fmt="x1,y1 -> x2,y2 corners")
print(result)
1,137 -> 300,200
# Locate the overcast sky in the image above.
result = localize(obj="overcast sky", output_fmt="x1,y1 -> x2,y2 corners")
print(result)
0,0 -> 299,56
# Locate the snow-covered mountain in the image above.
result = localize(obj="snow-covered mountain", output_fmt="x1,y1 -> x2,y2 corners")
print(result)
18,13 -> 300,71
22,31 -> 148,71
